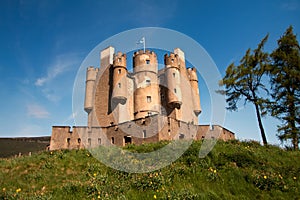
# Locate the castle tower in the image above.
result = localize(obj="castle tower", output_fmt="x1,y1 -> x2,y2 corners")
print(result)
188,68 -> 202,116
164,53 -> 182,109
133,50 -> 160,119
112,52 -> 127,105
84,67 -> 98,113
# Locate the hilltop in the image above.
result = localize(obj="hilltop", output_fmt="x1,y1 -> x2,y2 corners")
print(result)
0,140 -> 299,199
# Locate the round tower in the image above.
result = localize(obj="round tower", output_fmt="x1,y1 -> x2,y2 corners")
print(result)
112,52 -> 127,105
164,53 -> 182,108
188,67 -> 201,116
133,50 -> 160,119
84,67 -> 98,113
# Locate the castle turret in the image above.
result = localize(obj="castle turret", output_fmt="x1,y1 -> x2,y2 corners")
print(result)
133,50 -> 160,119
164,53 -> 182,108
188,67 -> 201,116
84,67 -> 98,113
112,52 -> 127,105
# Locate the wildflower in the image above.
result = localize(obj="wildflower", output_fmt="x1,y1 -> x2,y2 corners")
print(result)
279,174 -> 283,179
2,188 -> 6,192
154,194 -> 157,199
293,176 -> 297,180
93,173 -> 97,177
16,188 -> 21,193
263,175 -> 267,179
213,170 -> 217,173
98,195 -> 100,199
50,151 -> 53,155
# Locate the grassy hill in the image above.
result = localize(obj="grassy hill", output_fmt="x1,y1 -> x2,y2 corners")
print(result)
0,140 -> 299,199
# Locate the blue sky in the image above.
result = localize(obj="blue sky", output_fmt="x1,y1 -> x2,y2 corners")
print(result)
0,0 -> 299,145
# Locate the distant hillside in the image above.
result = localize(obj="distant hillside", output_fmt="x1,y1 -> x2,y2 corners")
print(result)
0,140 -> 299,199
0,137 -> 50,158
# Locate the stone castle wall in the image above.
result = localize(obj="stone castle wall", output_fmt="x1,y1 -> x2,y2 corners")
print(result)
50,116 -> 235,150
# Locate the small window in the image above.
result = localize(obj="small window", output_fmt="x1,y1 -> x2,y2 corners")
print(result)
88,138 -> 91,146
111,137 -> 114,144
174,88 -> 177,93
98,138 -> 101,145
146,60 -> 150,64
67,138 -> 70,145
118,69 -> 121,74
179,133 -> 185,139
143,130 -> 146,138
118,83 -> 121,88
171,59 -> 174,63
118,58 -> 122,63
146,79 -> 151,86
173,73 -> 175,78
77,138 -> 81,144
147,96 -> 151,103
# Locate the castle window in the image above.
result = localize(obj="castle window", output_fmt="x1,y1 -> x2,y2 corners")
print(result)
77,138 -> 81,144
111,137 -> 114,144
146,79 -> 151,86
174,88 -> 177,93
146,59 -> 150,64
173,73 -> 175,78
98,138 -> 101,145
147,96 -> 151,103
118,83 -> 121,88
179,133 -> 185,139
88,138 -> 91,146
67,138 -> 70,145
143,130 -> 146,138
118,69 -> 121,74
118,58 -> 121,63
171,59 -> 174,63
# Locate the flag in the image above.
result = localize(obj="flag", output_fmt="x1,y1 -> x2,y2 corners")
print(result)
137,37 -> 145,44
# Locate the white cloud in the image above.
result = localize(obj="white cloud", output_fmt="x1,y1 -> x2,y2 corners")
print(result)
35,54 -> 77,87
281,0 -> 299,11
27,104 -> 50,119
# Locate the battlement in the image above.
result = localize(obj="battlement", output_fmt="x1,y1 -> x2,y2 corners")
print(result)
164,53 -> 180,69
113,52 -> 127,69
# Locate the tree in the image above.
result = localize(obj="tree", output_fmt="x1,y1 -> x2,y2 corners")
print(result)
269,26 -> 300,150
218,35 -> 269,145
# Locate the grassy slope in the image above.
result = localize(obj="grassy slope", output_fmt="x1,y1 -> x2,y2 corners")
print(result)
0,140 -> 299,200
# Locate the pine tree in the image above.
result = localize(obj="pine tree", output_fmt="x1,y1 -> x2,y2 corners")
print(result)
269,26 -> 300,150
218,35 -> 269,145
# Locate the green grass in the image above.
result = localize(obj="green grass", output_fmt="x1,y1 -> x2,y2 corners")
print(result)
0,140 -> 299,199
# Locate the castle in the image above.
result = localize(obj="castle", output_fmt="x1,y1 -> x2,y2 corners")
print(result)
49,47 -> 235,150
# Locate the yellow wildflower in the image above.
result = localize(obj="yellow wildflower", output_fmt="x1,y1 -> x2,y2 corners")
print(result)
98,195 -> 100,199
263,175 -> 267,179
16,188 -> 21,193
154,194 -> 157,199
293,176 -> 297,180
2,188 -> 6,192
93,173 -> 97,177
213,170 -> 217,173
